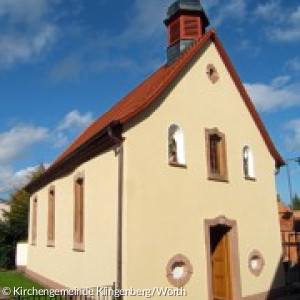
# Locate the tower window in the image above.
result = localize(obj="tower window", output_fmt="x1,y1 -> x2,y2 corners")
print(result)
183,16 -> 200,37
168,124 -> 186,166
243,146 -> 255,179
169,19 -> 181,46
205,128 -> 228,181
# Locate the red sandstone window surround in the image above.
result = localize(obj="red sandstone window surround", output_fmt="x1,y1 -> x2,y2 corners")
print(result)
205,128 -> 228,182
73,173 -> 85,251
47,186 -> 55,247
31,197 -> 38,246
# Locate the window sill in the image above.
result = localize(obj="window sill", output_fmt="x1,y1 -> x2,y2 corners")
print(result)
244,176 -> 256,182
169,162 -> 187,169
47,241 -> 55,248
208,174 -> 229,183
73,244 -> 85,252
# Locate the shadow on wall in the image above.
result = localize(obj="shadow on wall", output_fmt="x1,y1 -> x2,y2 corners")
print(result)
264,257 -> 300,300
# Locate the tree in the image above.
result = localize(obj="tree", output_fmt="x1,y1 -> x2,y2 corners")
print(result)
0,164 -> 45,269
292,194 -> 300,211
277,194 -> 282,202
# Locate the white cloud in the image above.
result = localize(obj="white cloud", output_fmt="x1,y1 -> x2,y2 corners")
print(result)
58,110 -> 93,131
120,0 -> 171,41
50,0 -> 247,82
285,57 -> 300,72
245,76 -> 300,112
50,54 -> 83,82
0,111 -> 92,165
203,0 -> 247,27
48,0 -> 171,82
52,132 -> 69,149
0,110 -> 94,194
237,39 -> 261,56
0,0 -> 49,23
0,0 -> 59,68
0,26 -> 56,68
255,1 -> 300,42
52,110 -> 94,148
255,1 -> 283,21
0,165 -> 45,194
284,119 -> 300,152
0,126 -> 49,164
271,76 -> 291,88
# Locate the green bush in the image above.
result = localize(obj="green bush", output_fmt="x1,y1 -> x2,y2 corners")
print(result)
0,245 -> 15,269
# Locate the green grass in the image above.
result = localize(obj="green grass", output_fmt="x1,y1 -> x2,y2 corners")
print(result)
0,270 -> 45,291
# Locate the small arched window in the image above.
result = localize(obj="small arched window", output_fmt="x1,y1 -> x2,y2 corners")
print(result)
243,145 -> 255,179
168,124 -> 185,166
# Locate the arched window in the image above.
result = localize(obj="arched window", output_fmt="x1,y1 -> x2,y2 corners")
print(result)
168,124 -> 185,166
243,146 -> 255,179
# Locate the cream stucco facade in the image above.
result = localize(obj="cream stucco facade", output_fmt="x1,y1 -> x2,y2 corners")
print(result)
26,40 -> 284,299
27,150 -> 119,288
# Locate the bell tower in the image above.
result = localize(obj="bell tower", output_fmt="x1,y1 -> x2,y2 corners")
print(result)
164,0 -> 210,63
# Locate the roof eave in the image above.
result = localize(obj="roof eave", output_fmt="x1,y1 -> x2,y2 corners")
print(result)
25,121 -> 122,195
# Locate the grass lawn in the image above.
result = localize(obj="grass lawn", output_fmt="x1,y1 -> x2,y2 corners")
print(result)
0,270 -> 45,290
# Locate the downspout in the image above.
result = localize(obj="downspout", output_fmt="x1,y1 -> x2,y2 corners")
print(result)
108,125 -> 124,294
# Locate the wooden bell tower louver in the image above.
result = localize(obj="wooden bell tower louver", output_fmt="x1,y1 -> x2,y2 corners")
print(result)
165,0 -> 210,63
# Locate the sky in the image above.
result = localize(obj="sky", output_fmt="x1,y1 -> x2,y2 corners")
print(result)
0,0 -> 299,203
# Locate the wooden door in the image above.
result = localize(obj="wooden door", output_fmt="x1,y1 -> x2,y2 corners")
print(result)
210,226 -> 232,300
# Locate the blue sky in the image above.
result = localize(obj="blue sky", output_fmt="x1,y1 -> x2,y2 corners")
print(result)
0,0 -> 299,203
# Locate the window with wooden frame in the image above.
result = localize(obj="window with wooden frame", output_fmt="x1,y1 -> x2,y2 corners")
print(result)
31,197 -> 38,245
205,128 -> 228,181
47,187 -> 55,247
74,175 -> 84,251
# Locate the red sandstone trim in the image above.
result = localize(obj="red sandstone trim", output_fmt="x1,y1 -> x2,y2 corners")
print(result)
25,268 -> 69,290
16,266 -> 26,273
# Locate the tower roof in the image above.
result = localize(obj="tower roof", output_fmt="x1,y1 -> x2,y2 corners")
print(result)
165,0 -> 210,27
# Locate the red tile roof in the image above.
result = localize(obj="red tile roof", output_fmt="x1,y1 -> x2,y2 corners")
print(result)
49,29 -> 284,176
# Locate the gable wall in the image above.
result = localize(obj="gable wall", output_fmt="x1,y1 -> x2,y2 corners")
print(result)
123,40 -> 284,298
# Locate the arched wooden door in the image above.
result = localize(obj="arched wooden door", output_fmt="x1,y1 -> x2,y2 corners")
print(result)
210,225 -> 233,300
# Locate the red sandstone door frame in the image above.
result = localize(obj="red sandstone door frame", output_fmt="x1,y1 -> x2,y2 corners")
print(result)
205,216 -> 242,300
